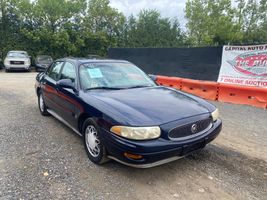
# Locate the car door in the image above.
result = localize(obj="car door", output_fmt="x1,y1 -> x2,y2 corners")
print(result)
55,61 -> 81,127
42,61 -> 64,113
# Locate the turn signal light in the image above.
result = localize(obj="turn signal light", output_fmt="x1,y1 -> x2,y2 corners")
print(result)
124,152 -> 143,160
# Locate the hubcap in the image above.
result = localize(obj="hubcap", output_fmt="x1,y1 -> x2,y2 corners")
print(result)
85,125 -> 100,157
39,94 -> 45,112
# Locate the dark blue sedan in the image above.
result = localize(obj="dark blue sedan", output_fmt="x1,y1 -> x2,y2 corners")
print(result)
35,58 -> 222,168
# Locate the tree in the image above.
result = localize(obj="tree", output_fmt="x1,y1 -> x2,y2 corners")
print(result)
235,0 -> 267,44
185,0 -> 267,46
84,0 -> 125,46
31,0 -> 86,32
123,10 -> 185,47
16,0 -> 87,57
0,0 -> 22,56
185,0 -> 240,46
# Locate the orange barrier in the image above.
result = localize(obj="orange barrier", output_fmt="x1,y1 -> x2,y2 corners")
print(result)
180,78 -> 219,101
218,83 -> 267,109
156,75 -> 182,90
155,75 -> 267,109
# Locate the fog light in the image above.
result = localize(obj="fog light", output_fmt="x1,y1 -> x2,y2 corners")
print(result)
124,152 -> 143,160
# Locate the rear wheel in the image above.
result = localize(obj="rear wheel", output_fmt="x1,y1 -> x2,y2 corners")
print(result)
38,91 -> 50,116
82,119 -> 109,165
5,68 -> 9,72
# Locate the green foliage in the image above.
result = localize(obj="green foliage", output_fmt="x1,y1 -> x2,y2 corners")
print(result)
121,10 -> 185,47
0,0 -> 116,58
0,0 -> 22,55
185,0 -> 267,46
84,0 -> 125,47
0,0 -> 266,59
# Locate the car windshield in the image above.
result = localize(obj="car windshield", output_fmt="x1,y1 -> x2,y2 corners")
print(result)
37,56 -> 53,64
79,62 -> 156,90
7,52 -> 28,58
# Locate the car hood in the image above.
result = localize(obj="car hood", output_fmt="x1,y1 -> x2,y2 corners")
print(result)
36,61 -> 51,65
36,62 -> 49,67
5,57 -> 29,61
87,86 -> 211,126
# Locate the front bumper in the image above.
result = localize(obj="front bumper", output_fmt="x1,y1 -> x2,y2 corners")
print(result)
101,119 -> 222,168
5,64 -> 30,70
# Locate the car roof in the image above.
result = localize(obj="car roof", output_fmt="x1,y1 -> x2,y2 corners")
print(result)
56,57 -> 130,65
36,55 -> 52,57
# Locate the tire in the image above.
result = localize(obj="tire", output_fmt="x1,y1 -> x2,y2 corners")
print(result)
5,68 -> 9,72
38,91 -> 50,116
82,119 -> 109,165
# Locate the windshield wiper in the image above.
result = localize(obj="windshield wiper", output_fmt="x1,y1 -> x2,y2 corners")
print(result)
85,86 -> 123,91
123,85 -> 151,89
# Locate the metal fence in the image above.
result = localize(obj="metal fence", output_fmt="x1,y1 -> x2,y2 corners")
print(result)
108,47 -> 223,81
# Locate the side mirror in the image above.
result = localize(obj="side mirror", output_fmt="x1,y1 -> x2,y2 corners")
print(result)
148,74 -> 157,82
57,79 -> 76,91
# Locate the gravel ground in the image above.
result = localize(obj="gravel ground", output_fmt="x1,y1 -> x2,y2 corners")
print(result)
0,71 -> 266,200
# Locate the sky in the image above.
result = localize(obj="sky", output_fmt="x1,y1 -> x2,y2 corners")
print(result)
109,0 -> 187,28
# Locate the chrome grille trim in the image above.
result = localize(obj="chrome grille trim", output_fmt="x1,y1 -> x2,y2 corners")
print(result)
10,61 -> 25,65
168,120 -> 213,141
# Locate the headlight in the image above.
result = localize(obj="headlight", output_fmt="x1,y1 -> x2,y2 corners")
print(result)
26,59 -> 31,65
211,108 -> 219,122
4,59 -> 9,65
110,126 -> 161,140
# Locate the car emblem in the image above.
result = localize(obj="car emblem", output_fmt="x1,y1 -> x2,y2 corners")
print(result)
191,124 -> 198,134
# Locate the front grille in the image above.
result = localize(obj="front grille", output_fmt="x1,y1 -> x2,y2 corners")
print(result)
10,61 -> 24,65
168,118 -> 212,140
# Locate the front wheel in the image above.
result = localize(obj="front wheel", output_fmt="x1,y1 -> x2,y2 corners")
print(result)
82,119 -> 109,165
38,92 -> 50,116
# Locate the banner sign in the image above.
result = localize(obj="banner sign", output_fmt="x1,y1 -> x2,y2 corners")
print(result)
218,44 -> 267,87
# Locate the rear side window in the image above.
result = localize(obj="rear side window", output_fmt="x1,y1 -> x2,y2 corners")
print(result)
60,62 -> 76,83
47,61 -> 64,81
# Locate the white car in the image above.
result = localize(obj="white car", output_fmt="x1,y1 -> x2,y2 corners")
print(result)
4,51 -> 31,72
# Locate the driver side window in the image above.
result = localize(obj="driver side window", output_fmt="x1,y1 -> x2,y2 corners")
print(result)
60,62 -> 76,83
